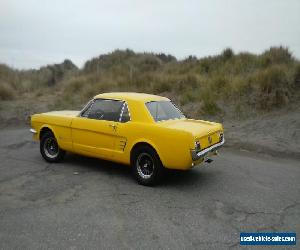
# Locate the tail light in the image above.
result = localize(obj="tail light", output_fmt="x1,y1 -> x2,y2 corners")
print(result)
219,132 -> 224,142
194,141 -> 201,151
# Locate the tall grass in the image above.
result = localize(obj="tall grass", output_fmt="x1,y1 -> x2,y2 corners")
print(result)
0,47 -> 299,117
0,82 -> 15,100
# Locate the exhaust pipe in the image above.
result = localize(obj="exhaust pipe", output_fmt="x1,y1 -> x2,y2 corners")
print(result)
205,158 -> 213,163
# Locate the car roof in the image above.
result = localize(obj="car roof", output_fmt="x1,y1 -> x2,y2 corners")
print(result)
94,92 -> 169,102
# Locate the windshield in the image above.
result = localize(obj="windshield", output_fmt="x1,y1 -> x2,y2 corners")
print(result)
146,101 -> 185,122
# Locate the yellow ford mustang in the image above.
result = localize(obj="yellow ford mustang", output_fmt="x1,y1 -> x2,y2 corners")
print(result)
30,92 -> 224,185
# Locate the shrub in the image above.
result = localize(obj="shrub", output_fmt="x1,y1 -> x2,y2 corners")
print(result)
229,76 -> 254,102
153,81 -> 171,93
210,76 -> 228,93
180,92 -> 198,105
0,82 -> 15,100
184,74 -> 199,88
294,64 -> 300,88
255,65 -> 290,109
83,49 -> 135,73
64,77 -> 86,93
200,89 -> 220,115
136,55 -> 162,71
221,48 -> 234,61
224,52 -> 259,75
156,53 -> 177,63
261,46 -> 293,66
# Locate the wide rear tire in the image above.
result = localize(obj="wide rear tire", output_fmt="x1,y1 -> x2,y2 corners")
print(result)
132,145 -> 164,186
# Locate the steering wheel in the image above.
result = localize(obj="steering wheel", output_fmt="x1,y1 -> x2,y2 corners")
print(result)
95,109 -> 105,119
89,109 -> 104,120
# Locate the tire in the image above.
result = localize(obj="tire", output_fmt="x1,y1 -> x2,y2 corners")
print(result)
40,131 -> 65,163
132,145 -> 164,186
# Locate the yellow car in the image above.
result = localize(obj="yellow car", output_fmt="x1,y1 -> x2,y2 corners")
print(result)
30,92 -> 224,185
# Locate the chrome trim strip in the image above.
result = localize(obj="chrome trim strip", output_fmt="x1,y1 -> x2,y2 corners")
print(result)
191,138 -> 225,161
79,99 -> 95,117
126,102 -> 132,122
119,102 -> 126,122
119,101 -> 131,123
30,128 -> 37,134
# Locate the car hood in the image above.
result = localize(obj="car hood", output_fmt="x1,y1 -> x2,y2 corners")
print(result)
41,110 -> 80,117
158,118 -> 223,138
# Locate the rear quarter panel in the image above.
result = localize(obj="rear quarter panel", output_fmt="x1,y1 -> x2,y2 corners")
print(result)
123,122 -> 194,170
121,99 -> 195,169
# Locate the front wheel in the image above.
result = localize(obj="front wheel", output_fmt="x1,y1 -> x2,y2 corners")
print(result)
132,145 -> 164,186
40,131 -> 65,163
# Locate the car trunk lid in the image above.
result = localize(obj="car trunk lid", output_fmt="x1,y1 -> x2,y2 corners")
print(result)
159,119 -> 223,149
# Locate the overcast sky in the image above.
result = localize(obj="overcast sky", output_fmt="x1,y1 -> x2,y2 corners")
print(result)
0,0 -> 299,69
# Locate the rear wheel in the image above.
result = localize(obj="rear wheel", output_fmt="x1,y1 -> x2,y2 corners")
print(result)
132,145 -> 164,186
40,131 -> 65,162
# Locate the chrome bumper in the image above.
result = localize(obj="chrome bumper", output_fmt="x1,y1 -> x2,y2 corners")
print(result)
30,128 -> 37,134
191,138 -> 225,161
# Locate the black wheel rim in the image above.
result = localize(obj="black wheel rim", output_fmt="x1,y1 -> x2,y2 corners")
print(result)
136,152 -> 154,179
44,137 -> 59,158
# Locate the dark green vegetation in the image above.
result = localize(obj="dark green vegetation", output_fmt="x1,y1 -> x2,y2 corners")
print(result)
0,47 -> 299,121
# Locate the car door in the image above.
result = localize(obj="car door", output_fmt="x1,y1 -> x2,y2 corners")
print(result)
110,101 -> 131,161
71,98 -> 124,159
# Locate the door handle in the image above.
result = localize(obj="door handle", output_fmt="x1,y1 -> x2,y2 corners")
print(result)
109,124 -> 117,130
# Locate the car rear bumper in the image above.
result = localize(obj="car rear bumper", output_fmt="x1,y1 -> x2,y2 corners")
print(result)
191,138 -> 225,161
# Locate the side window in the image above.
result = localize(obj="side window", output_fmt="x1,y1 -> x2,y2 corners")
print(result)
80,100 -> 94,117
120,103 -> 130,123
81,99 -> 123,121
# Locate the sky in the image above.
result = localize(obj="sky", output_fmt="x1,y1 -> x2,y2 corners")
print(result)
0,0 -> 299,69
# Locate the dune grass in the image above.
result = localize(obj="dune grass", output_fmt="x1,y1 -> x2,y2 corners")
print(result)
0,46 -> 299,119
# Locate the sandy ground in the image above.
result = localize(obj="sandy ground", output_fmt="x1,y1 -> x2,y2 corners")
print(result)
0,127 -> 299,249
224,105 -> 300,159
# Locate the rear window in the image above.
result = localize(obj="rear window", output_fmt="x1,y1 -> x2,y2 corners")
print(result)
146,101 -> 185,122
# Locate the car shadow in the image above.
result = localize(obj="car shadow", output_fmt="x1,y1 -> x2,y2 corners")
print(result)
63,153 -> 132,177
161,168 -> 215,188
61,153 -> 215,188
